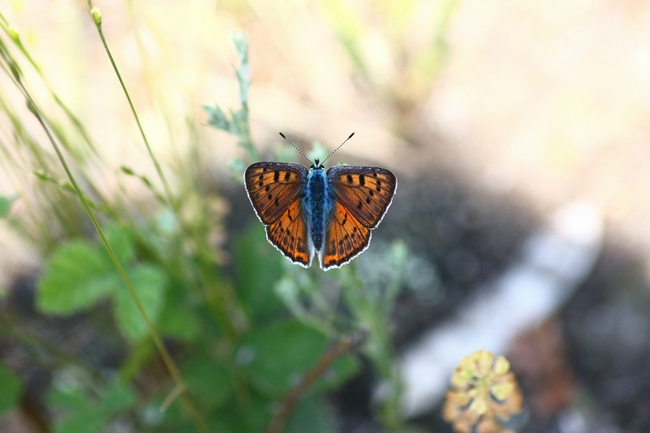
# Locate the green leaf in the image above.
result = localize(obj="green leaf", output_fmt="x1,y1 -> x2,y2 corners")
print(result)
113,264 -> 167,342
183,357 -> 232,408
48,389 -> 86,410
48,380 -> 133,433
0,195 -> 17,219
53,407 -> 108,433
48,383 -> 107,433
37,240 -> 115,315
156,282 -> 200,341
312,355 -> 360,392
231,107 -> 248,134
102,224 -> 134,265
213,394 -> 272,433
99,380 -> 135,414
204,105 -> 231,131
239,320 -> 327,396
0,364 -> 21,414
234,224 -> 283,322
286,397 -> 335,433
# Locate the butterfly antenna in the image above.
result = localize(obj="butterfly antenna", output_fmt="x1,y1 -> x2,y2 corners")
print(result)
322,132 -> 355,165
279,132 -> 314,165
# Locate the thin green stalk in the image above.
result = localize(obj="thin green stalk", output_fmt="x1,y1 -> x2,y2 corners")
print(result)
86,4 -> 176,211
9,65 -> 209,433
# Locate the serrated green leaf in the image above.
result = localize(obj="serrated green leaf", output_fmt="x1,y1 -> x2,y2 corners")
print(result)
0,195 -> 17,219
239,320 -> 326,396
0,364 -> 21,414
113,264 -> 166,342
183,357 -> 232,408
37,240 -> 114,315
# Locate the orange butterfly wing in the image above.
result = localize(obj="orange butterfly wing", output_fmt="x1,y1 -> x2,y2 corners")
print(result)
244,162 -> 313,266
327,166 -> 397,228
321,166 -> 397,270
320,201 -> 371,270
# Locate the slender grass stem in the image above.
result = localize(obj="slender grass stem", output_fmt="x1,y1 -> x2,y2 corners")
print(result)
86,3 -> 176,211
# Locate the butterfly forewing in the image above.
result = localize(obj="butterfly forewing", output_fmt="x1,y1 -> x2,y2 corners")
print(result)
327,166 -> 397,228
321,201 -> 371,270
244,162 -> 307,224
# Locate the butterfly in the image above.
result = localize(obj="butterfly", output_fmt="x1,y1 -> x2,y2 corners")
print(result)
244,132 -> 397,271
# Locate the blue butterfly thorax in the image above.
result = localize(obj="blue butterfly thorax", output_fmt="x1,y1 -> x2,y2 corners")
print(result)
301,160 -> 333,252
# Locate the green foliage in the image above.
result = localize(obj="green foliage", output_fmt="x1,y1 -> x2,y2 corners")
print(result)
285,397 -> 335,433
204,32 -> 257,169
183,357 -> 232,409
112,264 -> 166,342
240,320 -> 328,396
155,281 -> 201,341
47,376 -> 135,433
37,225 -> 167,343
234,225 -> 284,322
0,364 -> 21,414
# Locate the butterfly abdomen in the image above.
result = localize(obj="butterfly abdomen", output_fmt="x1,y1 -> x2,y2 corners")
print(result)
303,168 -> 332,252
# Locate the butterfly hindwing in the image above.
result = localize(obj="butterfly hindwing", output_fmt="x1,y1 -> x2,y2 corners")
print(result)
327,165 -> 397,228
244,162 -> 307,224
321,201 -> 371,270
267,199 -> 313,267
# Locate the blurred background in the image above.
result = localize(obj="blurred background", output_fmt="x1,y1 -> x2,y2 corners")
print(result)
1,0 -> 650,432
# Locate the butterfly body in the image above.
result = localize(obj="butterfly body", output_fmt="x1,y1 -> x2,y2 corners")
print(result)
303,163 -> 333,253
244,140 -> 397,271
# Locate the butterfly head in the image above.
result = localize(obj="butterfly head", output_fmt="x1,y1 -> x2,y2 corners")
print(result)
311,158 -> 324,170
